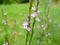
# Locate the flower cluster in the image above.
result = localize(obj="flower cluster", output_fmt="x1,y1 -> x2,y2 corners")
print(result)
31,12 -> 40,22
31,7 -> 40,22
31,12 -> 37,17
23,11 -> 40,32
23,0 -> 40,45
23,22 -> 31,32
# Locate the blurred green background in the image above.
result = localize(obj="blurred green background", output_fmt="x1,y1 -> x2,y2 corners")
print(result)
0,0 -> 60,45
0,0 -> 29,4
0,0 -> 60,4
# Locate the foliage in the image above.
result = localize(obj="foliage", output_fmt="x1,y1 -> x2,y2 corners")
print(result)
53,0 -> 60,3
0,0 -> 29,4
0,0 -> 60,45
16,0 -> 29,3
0,0 -> 3,4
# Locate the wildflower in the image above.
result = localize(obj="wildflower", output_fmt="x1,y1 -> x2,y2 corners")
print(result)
23,22 -> 28,28
23,22 -> 31,32
3,42 -> 8,45
35,17 -> 40,22
26,27 -> 31,32
2,19 -> 6,25
32,7 -> 36,11
31,12 -> 37,17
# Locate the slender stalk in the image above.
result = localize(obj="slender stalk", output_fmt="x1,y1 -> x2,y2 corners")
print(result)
29,18 -> 36,45
29,0 -> 39,45
28,0 -> 33,26
44,0 -> 51,45
26,31 -> 29,45
26,0 -> 33,45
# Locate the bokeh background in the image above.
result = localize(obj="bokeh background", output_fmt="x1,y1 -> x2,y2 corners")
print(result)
0,0 -> 60,45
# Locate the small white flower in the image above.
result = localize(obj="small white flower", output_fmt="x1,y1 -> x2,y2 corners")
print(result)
48,33 -> 51,35
35,17 -> 40,22
32,7 -> 36,11
3,42 -> 8,45
45,33 -> 51,37
2,19 -> 6,25
37,10 -> 40,13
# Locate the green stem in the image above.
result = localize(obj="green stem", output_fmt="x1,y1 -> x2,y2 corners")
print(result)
29,18 -> 36,45
29,0 -> 39,45
26,0 -> 33,45
26,31 -> 29,45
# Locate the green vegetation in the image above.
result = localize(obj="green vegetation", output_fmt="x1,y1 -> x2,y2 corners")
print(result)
0,0 -> 29,4
0,3 -> 60,45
